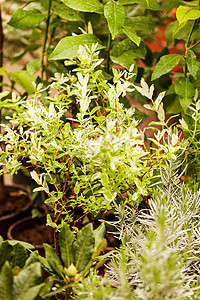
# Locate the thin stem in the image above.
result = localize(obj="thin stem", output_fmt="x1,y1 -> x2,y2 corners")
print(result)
41,0 -> 52,79
0,5 -> 4,193
106,33 -> 112,74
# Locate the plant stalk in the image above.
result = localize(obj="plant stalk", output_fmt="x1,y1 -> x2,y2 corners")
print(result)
41,0 -> 52,79
0,5 -> 5,201
106,33 -> 112,74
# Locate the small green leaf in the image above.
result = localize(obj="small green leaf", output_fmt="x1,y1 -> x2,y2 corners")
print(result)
111,52 -> 137,70
59,224 -> 75,268
11,44 -> 41,64
74,224 -> 95,273
49,34 -> 105,60
8,71 -> 35,94
111,39 -> 146,59
13,263 -> 43,300
151,54 -> 182,81
122,25 -> 141,46
118,0 -> 161,10
54,4 -> 84,22
175,77 -> 195,113
44,244 -> 63,277
61,0 -> 104,14
0,67 -> 7,76
124,16 -> 155,34
176,5 -> 200,25
104,0 -> 125,39
0,262 -> 13,300
27,58 -> 42,76
8,9 -> 46,30
186,50 -> 199,79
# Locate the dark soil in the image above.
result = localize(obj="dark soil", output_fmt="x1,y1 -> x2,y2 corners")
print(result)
0,187 -> 30,217
9,217 -> 53,246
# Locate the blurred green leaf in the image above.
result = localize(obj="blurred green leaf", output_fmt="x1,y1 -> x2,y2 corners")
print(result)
54,4 -> 84,22
8,71 -> 35,94
8,9 -> 46,30
118,0 -> 161,10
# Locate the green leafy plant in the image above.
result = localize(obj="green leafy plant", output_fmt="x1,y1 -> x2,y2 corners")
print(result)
0,47 -> 183,233
37,222 -> 108,299
75,158 -> 200,299
0,236 -> 44,300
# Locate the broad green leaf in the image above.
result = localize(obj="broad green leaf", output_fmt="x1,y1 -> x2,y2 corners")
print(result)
27,59 -> 42,76
10,243 -> 28,269
0,241 -> 15,271
186,50 -> 199,79
124,16 -> 155,34
122,25 -> 141,46
176,5 -> 200,24
54,4 -> 84,22
92,223 -> 107,258
118,0 -> 161,10
59,224 -> 75,268
74,223 -> 95,273
8,9 -> 46,30
49,34 -> 105,60
111,52 -> 137,73
61,0 -> 104,14
0,262 -> 13,300
8,71 -> 35,94
111,39 -> 146,59
151,54 -> 182,81
104,0 -> 125,39
13,262 -> 43,300
175,77 -> 195,113
11,44 -> 41,64
44,244 -> 63,277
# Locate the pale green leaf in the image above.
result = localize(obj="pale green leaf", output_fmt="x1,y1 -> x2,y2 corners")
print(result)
111,39 -> 146,59
175,77 -> 195,113
122,25 -> 141,46
176,5 -> 200,24
0,67 -> 7,76
59,224 -> 75,268
151,54 -> 182,81
111,52 -> 137,73
61,0 -> 104,14
44,244 -> 63,277
13,262 -> 43,300
8,9 -> 46,30
27,58 -> 42,76
0,262 -> 13,300
8,71 -> 35,94
104,0 -> 125,39
118,0 -> 161,10
54,4 -> 84,22
74,224 -> 95,273
186,49 -> 199,79
49,34 -> 105,60
124,16 -> 155,34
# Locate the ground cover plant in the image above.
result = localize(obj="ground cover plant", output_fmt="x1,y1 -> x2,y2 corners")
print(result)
0,0 -> 200,299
